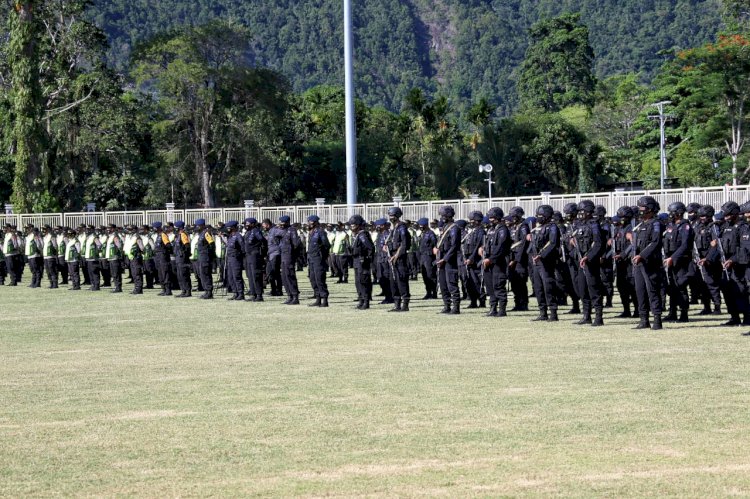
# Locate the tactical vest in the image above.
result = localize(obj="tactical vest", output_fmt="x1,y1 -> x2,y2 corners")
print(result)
84,235 -> 99,260
65,240 -> 79,263
43,234 -> 56,258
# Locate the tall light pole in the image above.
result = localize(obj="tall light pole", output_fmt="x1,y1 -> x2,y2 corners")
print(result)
479,164 -> 494,199
344,0 -> 357,210
649,101 -> 673,190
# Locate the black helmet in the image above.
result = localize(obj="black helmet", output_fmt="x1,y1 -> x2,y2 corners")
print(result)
438,205 -> 455,218
668,201 -> 686,217
593,205 -> 607,220
578,200 -> 595,213
536,204 -> 554,221
348,215 -> 365,226
721,201 -> 740,216
563,202 -> 578,216
637,196 -> 659,213
552,211 -> 563,223
616,206 -> 634,219
687,202 -> 701,213
468,210 -> 483,222
741,202 -> 750,215
698,204 -> 715,218
388,207 -> 403,218
487,207 -> 504,220
509,206 -> 525,219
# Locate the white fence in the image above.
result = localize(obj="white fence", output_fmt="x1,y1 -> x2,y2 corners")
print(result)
3,185 -> 750,228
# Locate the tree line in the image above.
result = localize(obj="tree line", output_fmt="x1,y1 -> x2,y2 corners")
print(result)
0,1 -> 748,212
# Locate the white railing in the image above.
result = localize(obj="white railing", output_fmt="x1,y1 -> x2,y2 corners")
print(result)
3,185 -> 750,228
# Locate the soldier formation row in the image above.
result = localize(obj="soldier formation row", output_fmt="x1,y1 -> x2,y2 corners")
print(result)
1,197 -> 748,331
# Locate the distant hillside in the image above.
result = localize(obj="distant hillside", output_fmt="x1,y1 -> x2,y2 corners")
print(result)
91,0 -> 723,114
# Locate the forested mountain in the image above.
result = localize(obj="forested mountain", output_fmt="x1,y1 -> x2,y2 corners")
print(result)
91,0 -> 723,114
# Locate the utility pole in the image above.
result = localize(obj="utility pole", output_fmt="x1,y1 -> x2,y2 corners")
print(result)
648,101 -> 674,190
344,0 -> 357,211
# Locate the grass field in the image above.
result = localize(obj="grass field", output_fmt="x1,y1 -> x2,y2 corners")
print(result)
1,274 -> 750,497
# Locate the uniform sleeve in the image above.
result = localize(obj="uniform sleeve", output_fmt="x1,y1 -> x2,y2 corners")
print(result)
512,225 -> 529,261
441,226 -> 459,261
585,222 -> 603,261
469,228 -> 484,262
671,224 -> 693,261
540,224 -> 559,260
639,221 -> 661,261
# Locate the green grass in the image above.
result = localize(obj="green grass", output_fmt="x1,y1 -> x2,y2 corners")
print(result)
1,274 -> 750,497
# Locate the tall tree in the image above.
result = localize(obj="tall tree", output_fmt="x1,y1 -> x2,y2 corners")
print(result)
517,13 -> 597,112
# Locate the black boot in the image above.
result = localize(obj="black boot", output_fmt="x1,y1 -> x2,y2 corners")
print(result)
634,316 -> 650,329
677,309 -> 689,323
449,301 -> 460,315
486,304 -> 498,317
532,309 -> 548,321
548,309 -> 558,322
576,310 -> 592,325
439,300 -> 451,314
356,300 -> 364,310
479,298 -> 486,308
362,299 -> 370,310
722,316 -> 741,327
616,308 -> 632,318
309,297 -> 321,307
497,304 -> 507,317
389,300 -> 402,312
651,314 -> 663,330
713,304 -> 722,315
321,297 -> 329,308
289,295 -> 300,305
698,306 -> 712,315
664,308 -> 678,322
282,296 -> 292,305
592,308 -> 604,327
567,302 -> 581,314
400,298 -> 409,312
466,301 -> 478,309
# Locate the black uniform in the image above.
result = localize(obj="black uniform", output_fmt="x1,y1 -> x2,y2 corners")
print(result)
574,220 -> 606,321
307,226 -> 331,301
633,218 -> 664,320
154,231 -> 174,295
694,221 -> 722,313
509,222 -> 530,311
376,229 -> 394,304
244,227 -> 267,300
279,226 -> 302,301
463,225 -> 485,307
351,230 -> 375,307
717,220 -> 748,322
530,222 -> 560,317
418,229 -> 437,299
197,229 -> 216,296
484,221 -> 511,315
387,222 -> 411,305
613,222 -> 637,317
437,222 -> 462,311
663,219 -> 694,319
173,230 -> 192,296
226,231 -> 245,299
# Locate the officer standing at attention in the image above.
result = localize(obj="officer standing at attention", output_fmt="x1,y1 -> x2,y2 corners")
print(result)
194,218 -> 216,299
482,207 -> 511,317
530,205 -> 560,322
278,215 -> 301,305
104,224 -> 124,293
127,225 -> 146,295
243,218 -> 267,302
173,221 -> 192,298
55,225 -> 68,285
64,229 -> 82,291
375,219 -> 394,304
573,200 -> 606,327
225,220 -> 245,301
385,207 -> 411,312
612,207 -> 637,318
663,202 -> 695,323
695,205 -> 722,315
307,215 -> 331,307
508,207 -> 530,311
41,225 -> 59,289
631,196 -> 664,330
349,214 -> 375,310
464,211 -> 486,309
83,225 -> 102,291
4,224 -> 20,285
417,218 -> 437,299
153,222 -> 174,296
263,218 -> 283,296
436,206 -> 462,315
715,201 -> 748,326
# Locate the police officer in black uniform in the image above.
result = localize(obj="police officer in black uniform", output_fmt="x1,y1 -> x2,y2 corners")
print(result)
349,215 -> 375,309
225,220 -> 245,301
714,202 -> 747,325
417,218 -> 437,299
436,206 -> 461,315
573,200 -> 606,326
612,206 -> 637,318
632,196 -> 664,330
686,202 -> 702,304
530,205 -> 560,322
153,221 -> 174,296
194,218 -> 216,299
385,207 -> 411,312
694,205 -> 721,315
662,202 -> 695,322
482,207 -> 511,317
595,206 -> 615,308
464,211 -> 486,309
507,207 -> 530,311
173,221 -> 192,298
375,219 -> 394,304
243,217 -> 267,302
278,215 -> 302,305
306,215 -> 331,307
561,203 -> 581,314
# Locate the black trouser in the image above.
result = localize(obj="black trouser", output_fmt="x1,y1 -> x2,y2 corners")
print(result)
721,265 -> 747,320
615,260 -> 637,313
29,256 -> 43,287
408,252 -> 419,278
485,263 -> 508,311
57,256 -> 68,284
86,259 -> 100,290
192,261 -> 204,291
143,259 -> 156,288
130,258 -> 143,293
44,258 -> 58,288
560,258 -> 579,307
228,256 -> 244,297
246,253 -> 264,298
438,262 -> 460,306
665,260 -> 690,315
390,258 -> 410,302
510,263 -> 529,309
67,261 -> 80,289
266,254 -> 282,295
156,255 -> 172,294
634,262 -> 663,318
99,258 -> 111,286
5,255 -> 18,285
13,255 -> 24,282
377,260 -> 393,301
577,261 -> 604,314
532,258 -> 558,312
177,259 -> 192,294
281,257 -> 298,297
698,262 -> 722,310
332,254 -> 348,281
419,256 -> 437,297
600,258 -> 614,302
0,258 -> 5,284
170,259 -> 179,289
354,263 -> 372,302
308,258 -> 329,298
109,259 -> 123,292
464,261 -> 484,305
199,259 -> 213,294
215,257 -> 225,285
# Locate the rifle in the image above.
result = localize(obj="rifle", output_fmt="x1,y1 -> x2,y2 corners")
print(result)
711,224 -> 731,280
693,240 -> 707,282
662,246 -> 671,286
